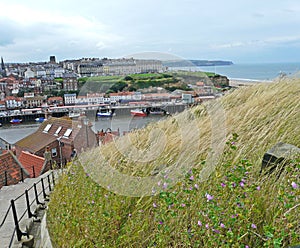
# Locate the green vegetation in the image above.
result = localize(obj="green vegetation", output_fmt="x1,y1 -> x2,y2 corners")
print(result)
77,71 -> 222,94
48,79 -> 300,247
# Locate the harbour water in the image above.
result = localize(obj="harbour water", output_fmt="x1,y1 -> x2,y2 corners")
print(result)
0,115 -> 168,144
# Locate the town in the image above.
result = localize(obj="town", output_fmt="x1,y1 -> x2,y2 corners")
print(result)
0,56 -> 229,124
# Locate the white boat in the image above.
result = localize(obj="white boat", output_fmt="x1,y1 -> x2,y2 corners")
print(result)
68,112 -> 81,118
97,109 -> 115,118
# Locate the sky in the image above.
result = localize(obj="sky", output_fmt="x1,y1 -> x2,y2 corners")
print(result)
1,0 -> 300,63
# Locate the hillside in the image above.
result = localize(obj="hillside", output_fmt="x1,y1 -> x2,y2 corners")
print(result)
48,79 -> 300,247
78,71 -> 229,95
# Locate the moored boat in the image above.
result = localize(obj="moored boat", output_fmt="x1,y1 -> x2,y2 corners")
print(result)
130,109 -> 148,117
35,117 -> 46,123
97,108 -> 116,118
148,107 -> 169,115
10,118 -> 22,124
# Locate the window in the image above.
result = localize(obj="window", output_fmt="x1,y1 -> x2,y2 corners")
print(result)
51,148 -> 57,157
63,128 -> 72,138
43,124 -> 52,133
55,126 -> 62,136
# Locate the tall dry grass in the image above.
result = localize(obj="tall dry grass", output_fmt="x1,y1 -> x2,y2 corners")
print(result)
48,79 -> 300,247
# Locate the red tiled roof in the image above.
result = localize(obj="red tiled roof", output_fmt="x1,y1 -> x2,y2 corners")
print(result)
18,151 -> 45,177
0,151 -> 30,188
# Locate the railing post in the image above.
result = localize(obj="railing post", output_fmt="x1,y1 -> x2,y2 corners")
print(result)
20,168 -> 24,182
52,171 -> 55,186
47,174 -> 52,191
34,183 -> 44,206
41,178 -> 49,200
11,199 -> 28,241
5,171 -> 8,186
32,166 -> 36,178
25,190 -> 37,219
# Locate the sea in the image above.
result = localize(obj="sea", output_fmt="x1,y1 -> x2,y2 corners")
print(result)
1,62 -> 300,144
170,62 -> 300,81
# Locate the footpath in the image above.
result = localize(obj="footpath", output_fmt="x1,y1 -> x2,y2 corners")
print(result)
0,170 -> 58,248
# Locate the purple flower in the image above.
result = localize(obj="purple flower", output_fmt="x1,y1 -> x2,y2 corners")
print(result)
189,187 -> 193,191
128,213 -> 132,217
91,200 -> 95,204
205,223 -> 209,229
291,182 -> 298,189
153,203 -> 157,208
194,184 -> 199,189
240,182 -> 245,187
163,182 -> 168,189
213,229 -> 220,234
221,182 -> 226,188
197,220 -> 202,227
245,246 -> 249,248
159,221 -> 163,225
220,223 -> 225,228
251,223 -> 257,229
189,175 -> 194,181
181,203 -> 186,207
205,193 -> 214,201
232,182 -> 237,187
256,186 -> 261,191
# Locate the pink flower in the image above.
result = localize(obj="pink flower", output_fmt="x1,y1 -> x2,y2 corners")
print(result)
205,193 -> 214,201
221,182 -> 226,188
181,203 -> 186,207
256,186 -> 261,191
291,182 -> 298,189
197,220 -> 202,227
205,223 -> 209,229
240,182 -> 245,187
189,175 -> 194,181
153,203 -> 157,208
251,223 -> 257,229
220,223 -> 225,228
194,184 -> 199,189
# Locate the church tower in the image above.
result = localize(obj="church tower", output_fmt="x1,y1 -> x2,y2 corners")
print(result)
1,57 -> 6,77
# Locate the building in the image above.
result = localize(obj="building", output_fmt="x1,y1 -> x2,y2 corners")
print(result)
64,93 -> 77,105
0,151 -> 30,189
62,72 -> 78,91
0,57 -> 6,77
14,117 -> 98,166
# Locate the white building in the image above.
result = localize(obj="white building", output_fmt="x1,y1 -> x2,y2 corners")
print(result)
64,93 -> 77,105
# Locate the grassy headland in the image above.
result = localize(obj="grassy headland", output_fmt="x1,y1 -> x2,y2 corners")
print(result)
48,79 -> 300,247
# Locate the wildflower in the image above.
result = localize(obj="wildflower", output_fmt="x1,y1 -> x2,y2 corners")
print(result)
245,246 -> 249,248
194,184 -> 199,189
220,223 -> 225,228
291,182 -> 298,189
153,203 -> 157,208
163,182 -> 168,189
251,223 -> 257,229
256,186 -> 261,191
189,186 -> 193,191
86,173 -> 90,177
205,193 -> 214,202
221,182 -> 226,188
128,213 -> 132,217
232,182 -> 237,187
159,221 -> 163,225
197,220 -> 202,227
91,200 -> 95,204
240,182 -> 245,187
205,223 -> 209,229
181,203 -> 186,207
213,229 -> 220,234
189,175 -> 194,181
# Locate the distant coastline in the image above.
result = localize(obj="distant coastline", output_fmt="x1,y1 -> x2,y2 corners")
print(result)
163,60 -> 233,67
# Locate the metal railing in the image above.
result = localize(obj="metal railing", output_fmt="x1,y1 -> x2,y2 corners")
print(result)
0,170 -> 57,247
